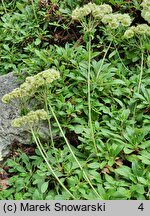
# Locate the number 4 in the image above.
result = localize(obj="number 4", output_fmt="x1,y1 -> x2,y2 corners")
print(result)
138,203 -> 144,211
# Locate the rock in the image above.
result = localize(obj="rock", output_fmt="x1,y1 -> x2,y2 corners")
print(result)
0,72 -> 31,160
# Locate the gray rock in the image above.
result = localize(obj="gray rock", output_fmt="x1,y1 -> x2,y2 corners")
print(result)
0,72 -> 31,160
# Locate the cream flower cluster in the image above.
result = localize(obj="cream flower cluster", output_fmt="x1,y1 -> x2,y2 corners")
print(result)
72,2 -> 112,21
11,109 -> 48,128
141,0 -> 150,24
124,24 -> 150,39
72,2 -> 132,30
2,69 -> 60,103
91,4 -> 112,20
102,13 -> 132,29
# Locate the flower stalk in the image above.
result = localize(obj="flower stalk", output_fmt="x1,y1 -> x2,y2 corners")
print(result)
31,127 -> 76,199
87,36 -> 98,155
48,103 -> 102,199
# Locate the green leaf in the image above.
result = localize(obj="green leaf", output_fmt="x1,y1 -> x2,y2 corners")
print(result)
67,176 -> 78,187
97,185 -> 108,199
3,44 -> 10,51
16,2 -> 24,12
140,140 -> 150,149
124,147 -> 134,154
112,187 -> 131,199
35,38 -> 41,45
138,157 -> 150,165
130,184 -> 145,195
74,125 -> 84,134
105,174 -> 115,184
32,189 -> 43,200
112,79 -> 126,85
84,191 -> 99,200
110,144 -> 124,157
109,50 -> 117,59
115,166 -> 133,178
99,161 -> 107,169
137,177 -> 148,185
16,166 -> 26,173
41,182 -> 49,194
89,170 -> 102,183
15,192 -> 23,200
132,161 -> 144,176
87,162 -> 100,169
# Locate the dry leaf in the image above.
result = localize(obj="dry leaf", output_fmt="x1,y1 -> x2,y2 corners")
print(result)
0,179 -> 9,191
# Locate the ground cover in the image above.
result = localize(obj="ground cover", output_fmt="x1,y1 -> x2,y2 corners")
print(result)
0,0 -> 150,200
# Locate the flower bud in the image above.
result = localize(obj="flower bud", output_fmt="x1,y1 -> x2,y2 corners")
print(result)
1,94 -> 11,103
124,29 -> 135,38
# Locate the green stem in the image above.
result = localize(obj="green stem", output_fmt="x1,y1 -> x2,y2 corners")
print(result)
44,86 -> 60,167
44,87 -> 54,147
31,0 -> 38,23
87,37 -> 98,155
137,52 -> 144,93
2,0 -> 7,13
96,42 -> 112,79
114,44 -> 130,73
132,50 -> 144,125
31,128 -> 76,199
48,104 -> 102,199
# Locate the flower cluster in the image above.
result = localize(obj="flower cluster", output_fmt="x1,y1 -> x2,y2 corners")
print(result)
2,69 -> 60,103
11,109 -> 48,128
102,13 -> 132,29
72,2 -> 112,21
124,24 -> 150,39
91,4 -> 112,20
141,0 -> 150,24
72,2 -> 132,30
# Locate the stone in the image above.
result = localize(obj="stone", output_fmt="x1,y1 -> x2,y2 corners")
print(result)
0,72 -> 31,160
